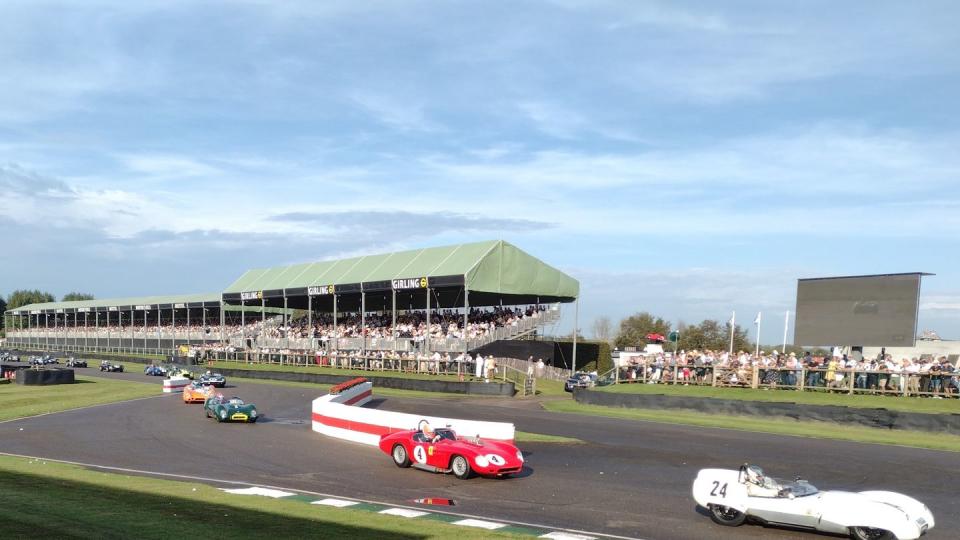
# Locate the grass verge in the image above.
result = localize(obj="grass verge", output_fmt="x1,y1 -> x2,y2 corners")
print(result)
542,400 -> 960,453
597,382 -> 960,414
0,375 -> 157,422
514,431 -> 583,444
0,455 -> 520,539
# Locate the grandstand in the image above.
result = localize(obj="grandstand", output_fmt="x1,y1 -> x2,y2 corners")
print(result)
3,240 -> 579,363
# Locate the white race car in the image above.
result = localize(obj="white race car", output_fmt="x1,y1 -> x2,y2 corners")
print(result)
693,464 -> 934,540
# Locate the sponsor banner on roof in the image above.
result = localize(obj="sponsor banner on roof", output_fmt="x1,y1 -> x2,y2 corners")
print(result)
78,308 -> 90,313
56,309 -> 64,313
135,305 -> 152,310
308,285 -> 335,296
392,277 -> 428,290
109,307 -> 118,311
174,303 -> 186,309
240,291 -> 263,301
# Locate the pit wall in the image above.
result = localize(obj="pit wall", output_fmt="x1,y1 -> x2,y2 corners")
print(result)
311,382 -> 515,446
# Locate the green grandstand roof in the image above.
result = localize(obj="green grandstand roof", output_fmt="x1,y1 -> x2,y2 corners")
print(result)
6,293 -> 221,314
223,240 -> 579,301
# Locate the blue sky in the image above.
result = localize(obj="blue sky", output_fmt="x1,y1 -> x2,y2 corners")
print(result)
2,1 -> 959,343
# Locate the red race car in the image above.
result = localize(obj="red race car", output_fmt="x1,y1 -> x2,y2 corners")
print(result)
379,421 -> 523,479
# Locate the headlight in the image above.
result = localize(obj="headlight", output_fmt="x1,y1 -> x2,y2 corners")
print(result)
250,409 -> 257,417
474,455 -> 489,467
516,450 -> 524,462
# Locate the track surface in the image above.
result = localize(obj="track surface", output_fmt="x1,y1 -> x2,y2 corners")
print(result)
2,368 -> 957,540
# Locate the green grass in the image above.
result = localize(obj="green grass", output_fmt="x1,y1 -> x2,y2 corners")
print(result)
598,382 -> 960,414
0,375 -> 157,422
532,378 -> 566,397
514,431 -> 583,444
542,400 -> 960,452
0,455 -> 521,539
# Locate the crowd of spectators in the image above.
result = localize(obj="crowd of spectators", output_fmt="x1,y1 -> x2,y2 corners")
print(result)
618,350 -> 960,398
12,306 -> 547,345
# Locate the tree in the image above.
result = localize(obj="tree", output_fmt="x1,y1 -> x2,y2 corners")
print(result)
62,292 -> 95,302
7,289 -> 55,310
591,316 -> 613,343
0,295 -> 6,332
614,312 -> 671,349
678,319 -> 751,352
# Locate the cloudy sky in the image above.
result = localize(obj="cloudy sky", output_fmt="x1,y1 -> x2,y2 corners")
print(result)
2,0 -> 959,343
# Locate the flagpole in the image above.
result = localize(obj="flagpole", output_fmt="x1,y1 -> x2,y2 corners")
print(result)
728,311 -> 735,356
782,310 -> 789,354
754,312 -> 762,357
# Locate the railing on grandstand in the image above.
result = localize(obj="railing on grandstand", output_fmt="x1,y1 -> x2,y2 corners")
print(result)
612,363 -> 960,398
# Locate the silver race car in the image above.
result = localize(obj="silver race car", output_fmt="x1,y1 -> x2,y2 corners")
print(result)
693,464 -> 934,540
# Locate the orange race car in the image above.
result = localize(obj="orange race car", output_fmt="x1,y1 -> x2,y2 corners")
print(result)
183,381 -> 215,404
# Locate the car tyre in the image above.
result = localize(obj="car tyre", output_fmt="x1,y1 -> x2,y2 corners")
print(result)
849,527 -> 894,540
708,505 -> 746,527
392,444 -> 411,468
451,455 -> 472,479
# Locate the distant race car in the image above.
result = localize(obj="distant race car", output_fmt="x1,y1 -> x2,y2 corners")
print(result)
204,395 -> 258,423
564,371 -> 597,392
693,464 -> 935,540
379,421 -> 523,479
144,365 -> 167,376
198,372 -> 226,388
65,358 -> 87,368
99,361 -> 124,372
33,355 -> 59,366
183,381 -> 215,404
168,367 -> 194,380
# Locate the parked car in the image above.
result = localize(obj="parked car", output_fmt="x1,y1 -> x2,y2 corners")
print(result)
379,421 -> 523,479
692,464 -> 934,540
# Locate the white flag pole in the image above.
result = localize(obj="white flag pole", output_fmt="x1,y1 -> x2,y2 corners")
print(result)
782,310 -> 789,354
754,312 -> 762,357
728,311 -> 735,355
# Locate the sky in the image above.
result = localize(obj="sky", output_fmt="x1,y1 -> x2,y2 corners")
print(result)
2,0 -> 959,344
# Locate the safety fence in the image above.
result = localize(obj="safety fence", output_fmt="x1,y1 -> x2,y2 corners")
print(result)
614,365 -> 960,398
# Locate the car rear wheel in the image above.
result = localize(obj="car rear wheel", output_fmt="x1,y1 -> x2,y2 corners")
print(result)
849,527 -> 894,540
392,444 -> 411,468
451,455 -> 472,479
708,505 -> 745,526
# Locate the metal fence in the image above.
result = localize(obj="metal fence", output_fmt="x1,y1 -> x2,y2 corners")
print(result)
614,364 -> 960,398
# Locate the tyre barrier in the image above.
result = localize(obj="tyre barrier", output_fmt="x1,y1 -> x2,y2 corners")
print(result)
312,381 -> 515,446
15,367 -> 76,386
573,388 -> 960,435
162,376 -> 191,393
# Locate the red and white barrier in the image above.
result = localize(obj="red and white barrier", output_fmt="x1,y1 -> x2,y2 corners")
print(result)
162,376 -> 191,393
312,380 -> 515,446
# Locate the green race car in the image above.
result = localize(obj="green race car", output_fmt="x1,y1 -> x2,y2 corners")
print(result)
204,395 -> 259,423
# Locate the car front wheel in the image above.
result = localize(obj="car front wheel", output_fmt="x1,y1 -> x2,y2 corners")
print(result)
708,504 -> 746,527
451,455 -> 472,479
849,527 -> 894,540
392,444 -> 411,468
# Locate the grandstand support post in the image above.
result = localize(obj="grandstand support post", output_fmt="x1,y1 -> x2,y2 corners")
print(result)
261,297 -> 265,341
202,308 -> 206,348
361,291 -> 366,358
425,287 -> 431,356
307,294 -> 313,350
84,312 -> 88,350
157,308 -> 161,351
169,306 -> 175,352
391,288 -> 396,351
130,309 -> 134,352
283,294 -> 289,353
219,299 -> 225,349
95,311 -> 99,350
45,313 -> 48,348
241,301 -> 246,349
333,293 -> 338,351
463,286 -> 469,378
186,307 -> 191,345
572,297 -> 579,376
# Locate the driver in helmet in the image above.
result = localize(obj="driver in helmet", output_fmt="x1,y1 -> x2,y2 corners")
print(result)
421,421 -> 440,443
743,464 -> 780,498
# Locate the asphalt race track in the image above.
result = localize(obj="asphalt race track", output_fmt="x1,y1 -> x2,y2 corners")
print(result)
2,368 -> 957,540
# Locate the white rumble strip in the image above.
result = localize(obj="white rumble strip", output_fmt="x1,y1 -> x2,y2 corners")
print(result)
379,508 -> 429,518
311,498 -> 358,507
452,518 -> 508,530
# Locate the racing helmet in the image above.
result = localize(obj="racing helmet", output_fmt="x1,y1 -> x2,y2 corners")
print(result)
744,464 -> 766,486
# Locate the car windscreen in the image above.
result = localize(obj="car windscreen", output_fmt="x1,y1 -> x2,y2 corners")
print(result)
777,479 -> 818,497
